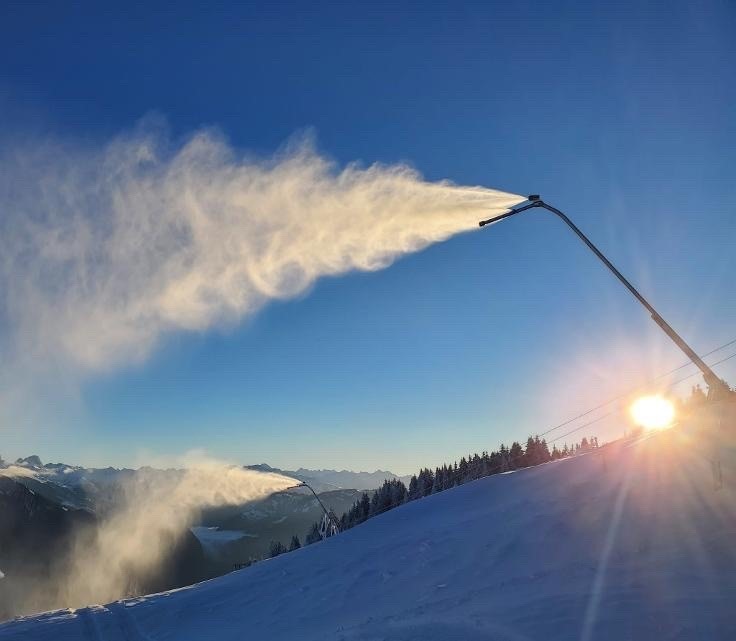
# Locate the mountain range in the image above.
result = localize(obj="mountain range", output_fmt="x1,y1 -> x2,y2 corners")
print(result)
4,427 -> 733,640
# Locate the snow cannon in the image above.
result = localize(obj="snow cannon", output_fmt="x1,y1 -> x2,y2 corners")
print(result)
292,481 -> 340,540
478,195 -> 732,400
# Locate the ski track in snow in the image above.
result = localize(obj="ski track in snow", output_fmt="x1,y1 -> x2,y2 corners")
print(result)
1,429 -> 734,640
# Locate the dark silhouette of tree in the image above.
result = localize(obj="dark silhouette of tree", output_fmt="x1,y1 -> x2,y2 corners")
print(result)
305,522 -> 321,545
524,437 -> 536,466
408,475 -> 419,500
289,535 -> 301,551
358,492 -> 370,522
509,442 -> 524,469
369,478 -> 408,516
419,468 -> 434,497
269,540 -> 287,558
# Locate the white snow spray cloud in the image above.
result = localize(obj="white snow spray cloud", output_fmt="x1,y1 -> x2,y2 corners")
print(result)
26,455 -> 298,612
0,119 -> 523,373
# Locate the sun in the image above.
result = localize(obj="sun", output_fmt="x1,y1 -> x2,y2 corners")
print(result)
629,395 -> 675,430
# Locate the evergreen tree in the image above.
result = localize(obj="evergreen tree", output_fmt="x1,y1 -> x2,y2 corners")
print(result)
305,522 -> 322,545
538,437 -> 551,463
416,468 -> 434,497
289,535 -> 301,551
458,457 -> 469,482
470,453 -> 481,480
432,468 -> 443,494
359,492 -> 371,521
490,449 -> 504,474
369,490 -> 380,516
269,540 -> 287,558
390,479 -> 407,505
509,441 -> 524,469
408,475 -> 419,500
524,436 -> 537,466
479,452 -> 490,478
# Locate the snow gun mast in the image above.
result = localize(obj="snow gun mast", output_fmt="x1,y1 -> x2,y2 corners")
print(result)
294,482 -> 340,540
480,195 -> 733,401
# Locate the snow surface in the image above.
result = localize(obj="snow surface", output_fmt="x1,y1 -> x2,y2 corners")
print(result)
1,429 -> 734,640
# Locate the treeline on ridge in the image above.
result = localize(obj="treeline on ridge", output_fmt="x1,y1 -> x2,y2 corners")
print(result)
269,435 -> 598,558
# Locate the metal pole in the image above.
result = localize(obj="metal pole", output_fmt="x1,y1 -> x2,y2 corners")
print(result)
296,482 -> 341,534
479,196 -> 731,397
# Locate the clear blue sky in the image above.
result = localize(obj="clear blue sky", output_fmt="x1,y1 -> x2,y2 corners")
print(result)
1,0 -> 734,473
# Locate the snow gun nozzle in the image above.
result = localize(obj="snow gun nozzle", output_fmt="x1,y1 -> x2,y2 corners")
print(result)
479,195 -> 543,227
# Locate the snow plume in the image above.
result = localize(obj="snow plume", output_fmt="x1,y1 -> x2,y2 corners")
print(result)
59,457 -> 296,609
0,120 -> 523,372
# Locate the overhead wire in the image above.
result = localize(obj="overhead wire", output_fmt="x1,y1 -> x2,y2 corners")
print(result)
537,336 -> 736,439
306,339 -> 736,534
547,349 -> 736,445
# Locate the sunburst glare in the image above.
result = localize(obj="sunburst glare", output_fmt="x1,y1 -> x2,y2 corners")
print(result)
630,395 -> 676,430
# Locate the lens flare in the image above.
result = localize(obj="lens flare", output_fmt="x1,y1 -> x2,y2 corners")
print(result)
630,395 -> 675,430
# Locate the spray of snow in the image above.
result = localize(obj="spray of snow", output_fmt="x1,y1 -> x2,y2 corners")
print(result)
57,454 -> 297,609
0,120 -> 522,373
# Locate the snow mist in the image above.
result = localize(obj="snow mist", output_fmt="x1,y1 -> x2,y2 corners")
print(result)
0,120 -> 523,372
62,460 -> 296,609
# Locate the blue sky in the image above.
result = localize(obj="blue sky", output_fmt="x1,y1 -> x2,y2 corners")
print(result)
1,0 -> 734,473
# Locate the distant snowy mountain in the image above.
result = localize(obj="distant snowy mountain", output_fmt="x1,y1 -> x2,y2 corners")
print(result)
4,427 -> 733,640
1,457 -> 135,514
3,457 -> 405,502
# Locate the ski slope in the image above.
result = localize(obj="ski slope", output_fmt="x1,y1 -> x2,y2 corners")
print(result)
2,428 -> 734,640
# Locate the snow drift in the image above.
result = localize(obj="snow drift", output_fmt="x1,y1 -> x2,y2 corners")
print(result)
2,426 -> 733,640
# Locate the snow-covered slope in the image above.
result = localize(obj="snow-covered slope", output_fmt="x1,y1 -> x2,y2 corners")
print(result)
2,428 -> 734,640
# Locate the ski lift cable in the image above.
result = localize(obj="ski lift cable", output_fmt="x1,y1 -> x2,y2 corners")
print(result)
536,337 -> 736,439
355,370 -> 733,526
347,350 -> 736,525
301,349 -> 736,533
546,350 -> 736,445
